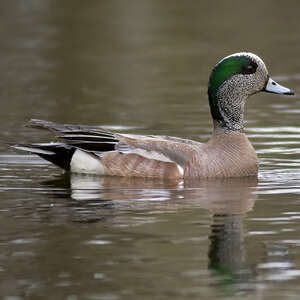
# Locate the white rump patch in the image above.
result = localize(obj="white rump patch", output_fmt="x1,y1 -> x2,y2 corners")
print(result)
70,149 -> 105,175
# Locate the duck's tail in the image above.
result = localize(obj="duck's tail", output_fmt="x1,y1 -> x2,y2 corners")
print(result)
9,119 -> 119,171
25,118 -> 102,132
10,142 -> 76,170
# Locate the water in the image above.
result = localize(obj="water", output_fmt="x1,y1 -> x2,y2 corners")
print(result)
1,1 -> 300,299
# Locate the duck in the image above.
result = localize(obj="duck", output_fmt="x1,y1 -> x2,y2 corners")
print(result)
11,52 -> 294,178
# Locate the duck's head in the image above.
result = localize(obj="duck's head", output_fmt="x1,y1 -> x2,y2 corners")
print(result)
208,52 -> 294,132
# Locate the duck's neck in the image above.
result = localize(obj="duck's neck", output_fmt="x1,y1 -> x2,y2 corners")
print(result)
210,92 -> 247,133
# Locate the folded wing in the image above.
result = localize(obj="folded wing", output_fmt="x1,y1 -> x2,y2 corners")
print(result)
11,119 -> 201,178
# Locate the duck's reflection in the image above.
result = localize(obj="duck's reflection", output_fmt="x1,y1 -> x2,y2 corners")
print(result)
69,174 -> 257,292
208,214 -> 251,293
184,178 -> 257,293
70,174 -> 183,201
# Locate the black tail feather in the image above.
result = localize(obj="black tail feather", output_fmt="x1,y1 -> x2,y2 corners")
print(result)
11,119 -> 121,169
61,135 -> 117,143
10,143 -> 76,171
65,141 -> 117,152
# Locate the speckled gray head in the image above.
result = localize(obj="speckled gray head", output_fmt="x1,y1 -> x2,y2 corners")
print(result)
208,52 -> 294,132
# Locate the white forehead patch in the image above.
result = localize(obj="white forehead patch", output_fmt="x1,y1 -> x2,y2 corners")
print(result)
220,52 -> 266,68
222,52 -> 265,64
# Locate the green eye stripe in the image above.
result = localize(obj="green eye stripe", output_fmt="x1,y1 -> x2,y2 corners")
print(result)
208,56 -> 253,120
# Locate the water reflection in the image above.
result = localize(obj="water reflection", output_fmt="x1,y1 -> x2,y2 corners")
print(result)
208,214 -> 252,295
185,178 -> 257,294
69,174 -> 257,294
70,174 -> 182,201
69,174 -> 257,205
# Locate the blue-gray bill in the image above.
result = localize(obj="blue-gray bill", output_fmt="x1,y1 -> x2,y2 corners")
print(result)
263,77 -> 294,95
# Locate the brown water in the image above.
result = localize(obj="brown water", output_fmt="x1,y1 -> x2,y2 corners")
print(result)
1,1 -> 300,299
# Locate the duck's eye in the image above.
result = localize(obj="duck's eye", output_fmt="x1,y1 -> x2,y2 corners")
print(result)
242,62 -> 257,75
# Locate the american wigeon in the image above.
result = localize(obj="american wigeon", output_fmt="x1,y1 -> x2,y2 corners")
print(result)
11,52 -> 294,178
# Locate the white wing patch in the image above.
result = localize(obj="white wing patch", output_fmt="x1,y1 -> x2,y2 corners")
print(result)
70,149 -> 105,175
117,140 -> 185,175
124,148 -> 174,163
119,146 -> 184,176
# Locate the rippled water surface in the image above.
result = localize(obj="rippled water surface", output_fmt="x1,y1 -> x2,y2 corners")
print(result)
1,1 -> 300,299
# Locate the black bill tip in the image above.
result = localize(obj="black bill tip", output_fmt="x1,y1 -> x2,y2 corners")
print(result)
283,90 -> 295,96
